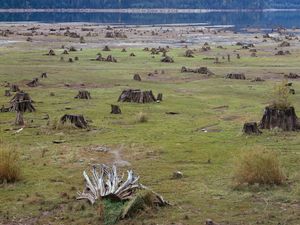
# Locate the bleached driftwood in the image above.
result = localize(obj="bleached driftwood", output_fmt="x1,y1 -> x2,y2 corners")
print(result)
77,164 -> 169,206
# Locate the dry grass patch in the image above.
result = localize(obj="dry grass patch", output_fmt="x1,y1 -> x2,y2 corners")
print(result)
233,147 -> 286,186
0,144 -> 21,183
136,112 -> 148,123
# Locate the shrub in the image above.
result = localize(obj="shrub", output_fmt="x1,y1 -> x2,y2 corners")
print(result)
0,144 -> 21,183
233,147 -> 286,186
271,80 -> 291,109
136,112 -> 148,123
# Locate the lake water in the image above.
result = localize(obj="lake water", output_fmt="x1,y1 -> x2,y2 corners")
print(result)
0,11 -> 300,30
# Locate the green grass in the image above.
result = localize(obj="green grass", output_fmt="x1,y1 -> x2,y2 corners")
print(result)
0,42 -> 299,225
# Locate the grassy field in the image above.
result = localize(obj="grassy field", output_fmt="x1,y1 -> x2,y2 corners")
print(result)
0,41 -> 299,225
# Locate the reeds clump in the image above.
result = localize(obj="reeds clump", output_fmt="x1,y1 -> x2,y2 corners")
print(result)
271,80 -> 291,109
233,147 -> 286,186
0,144 -> 21,183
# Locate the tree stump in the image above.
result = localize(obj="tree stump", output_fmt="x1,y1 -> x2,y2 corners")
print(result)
75,90 -> 91,99
60,114 -> 88,129
106,55 -> 117,63
10,84 -> 20,92
69,46 -> 77,52
41,72 -> 47,78
4,90 -> 11,97
260,106 -> 300,131
121,48 -> 127,52
243,122 -> 262,135
161,56 -> 174,63
226,73 -> 246,80
184,50 -> 194,57
26,78 -> 39,87
111,105 -> 122,114
133,74 -> 142,81
69,58 -> 73,63
130,53 -> 136,57
118,89 -> 156,104
157,93 -> 163,101
62,50 -> 69,54
46,49 -> 55,56
103,46 -> 111,51
10,92 -> 35,126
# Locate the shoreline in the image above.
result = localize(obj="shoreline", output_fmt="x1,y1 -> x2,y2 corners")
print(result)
0,8 -> 300,14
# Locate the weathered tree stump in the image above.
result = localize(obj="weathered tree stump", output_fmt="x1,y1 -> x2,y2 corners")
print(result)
41,72 -> 47,78
10,92 -> 35,126
121,48 -> 127,52
133,74 -> 142,81
60,114 -> 88,129
226,73 -> 246,80
279,41 -> 290,47
227,54 -> 231,62
157,93 -> 163,101
26,78 -> 39,87
106,55 -> 117,63
111,105 -> 122,114
118,89 -> 156,104
4,90 -> 11,97
130,53 -> 136,57
10,84 -> 20,92
161,56 -> 174,63
62,50 -> 69,54
184,50 -> 194,57
69,46 -> 77,52
103,46 -> 111,51
75,90 -> 91,99
260,106 -> 300,131
46,49 -> 56,56
75,56 -> 79,61
243,122 -> 262,135
69,58 -> 73,63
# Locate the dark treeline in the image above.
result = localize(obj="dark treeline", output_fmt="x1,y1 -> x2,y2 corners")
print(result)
1,0 -> 300,9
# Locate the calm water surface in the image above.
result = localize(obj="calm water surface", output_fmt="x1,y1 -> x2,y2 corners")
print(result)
0,11 -> 300,30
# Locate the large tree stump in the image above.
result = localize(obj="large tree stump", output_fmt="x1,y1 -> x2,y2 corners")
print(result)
243,122 -> 262,135
111,105 -> 122,114
260,106 -> 300,131
10,84 -> 20,92
161,56 -> 174,63
26,78 -> 39,87
133,74 -> 142,81
75,90 -> 91,99
118,89 -> 156,104
60,114 -> 88,129
225,73 -> 246,80
184,50 -> 194,57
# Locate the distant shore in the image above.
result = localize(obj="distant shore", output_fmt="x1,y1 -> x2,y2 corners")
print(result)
0,8 -> 300,14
